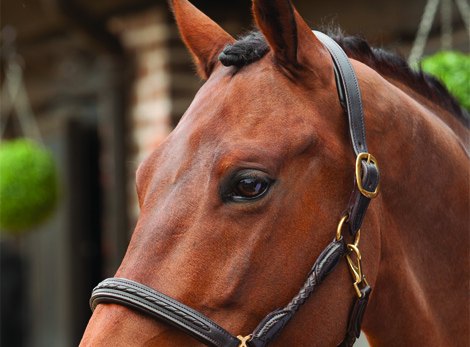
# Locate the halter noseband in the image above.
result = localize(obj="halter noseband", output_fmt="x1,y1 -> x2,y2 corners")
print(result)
90,31 -> 380,347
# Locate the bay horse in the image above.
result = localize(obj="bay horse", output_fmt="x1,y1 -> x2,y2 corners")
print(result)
81,0 -> 469,346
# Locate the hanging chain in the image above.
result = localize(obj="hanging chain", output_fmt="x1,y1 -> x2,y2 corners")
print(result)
408,0 -> 470,65
454,0 -> 470,37
0,27 -> 43,144
408,0 -> 441,65
440,0 -> 453,50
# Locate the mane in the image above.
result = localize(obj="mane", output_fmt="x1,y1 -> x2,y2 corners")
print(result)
219,30 -> 469,126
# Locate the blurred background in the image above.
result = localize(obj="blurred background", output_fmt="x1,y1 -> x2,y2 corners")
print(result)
0,0 -> 468,346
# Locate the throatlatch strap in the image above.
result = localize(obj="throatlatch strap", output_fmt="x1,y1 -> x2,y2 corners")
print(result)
315,31 -> 377,346
314,30 -> 380,238
90,278 -> 240,347
314,31 -> 367,157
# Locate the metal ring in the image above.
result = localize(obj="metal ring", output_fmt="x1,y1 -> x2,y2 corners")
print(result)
353,229 -> 361,247
336,214 -> 349,241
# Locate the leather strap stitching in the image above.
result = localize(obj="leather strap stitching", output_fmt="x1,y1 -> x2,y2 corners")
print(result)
313,31 -> 368,155
90,278 -> 238,347
99,278 -> 227,333
92,291 -> 220,345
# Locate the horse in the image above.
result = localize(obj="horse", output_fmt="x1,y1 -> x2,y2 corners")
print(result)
81,0 -> 470,346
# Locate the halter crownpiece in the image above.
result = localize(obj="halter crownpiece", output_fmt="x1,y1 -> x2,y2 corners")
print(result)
90,31 -> 380,347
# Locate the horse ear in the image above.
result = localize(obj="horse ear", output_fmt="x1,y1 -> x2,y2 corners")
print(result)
252,0 -> 328,72
170,0 -> 235,79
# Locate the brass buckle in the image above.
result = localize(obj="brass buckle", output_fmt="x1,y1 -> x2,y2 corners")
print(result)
355,152 -> 379,199
346,243 -> 369,298
237,335 -> 252,347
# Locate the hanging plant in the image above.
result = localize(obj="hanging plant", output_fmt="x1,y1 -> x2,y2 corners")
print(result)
0,139 -> 59,234
421,51 -> 470,111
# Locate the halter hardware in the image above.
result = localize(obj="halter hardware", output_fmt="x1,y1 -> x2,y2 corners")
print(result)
336,215 -> 361,244
338,215 -> 368,298
346,243 -> 369,298
336,214 -> 349,241
237,335 -> 252,347
355,152 -> 380,198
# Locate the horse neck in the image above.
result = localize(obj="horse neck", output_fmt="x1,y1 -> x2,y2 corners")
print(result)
360,70 -> 469,346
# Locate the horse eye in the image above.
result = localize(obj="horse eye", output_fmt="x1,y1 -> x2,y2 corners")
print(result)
223,170 -> 273,202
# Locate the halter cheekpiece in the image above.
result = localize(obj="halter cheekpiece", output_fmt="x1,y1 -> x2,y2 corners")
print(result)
90,31 -> 380,347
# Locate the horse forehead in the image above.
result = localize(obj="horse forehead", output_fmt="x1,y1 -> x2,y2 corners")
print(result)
183,65 -> 315,143
138,64 -> 319,182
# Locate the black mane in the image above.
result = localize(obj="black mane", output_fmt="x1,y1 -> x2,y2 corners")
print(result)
218,30 -> 469,126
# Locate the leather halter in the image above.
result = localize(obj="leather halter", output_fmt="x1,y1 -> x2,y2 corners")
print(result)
90,31 -> 380,347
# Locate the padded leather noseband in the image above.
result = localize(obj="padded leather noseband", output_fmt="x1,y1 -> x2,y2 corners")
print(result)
90,31 -> 380,347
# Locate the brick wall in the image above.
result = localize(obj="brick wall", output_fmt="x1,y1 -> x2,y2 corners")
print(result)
109,7 -> 173,222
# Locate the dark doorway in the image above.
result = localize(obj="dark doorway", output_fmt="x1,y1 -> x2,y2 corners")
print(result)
66,119 -> 103,344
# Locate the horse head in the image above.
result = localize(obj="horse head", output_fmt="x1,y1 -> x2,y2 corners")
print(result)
81,0 -> 469,346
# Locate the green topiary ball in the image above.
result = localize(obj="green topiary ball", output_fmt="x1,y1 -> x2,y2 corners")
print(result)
0,139 -> 59,234
421,51 -> 470,111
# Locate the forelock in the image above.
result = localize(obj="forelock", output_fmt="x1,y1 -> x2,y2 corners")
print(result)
218,31 -> 270,67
